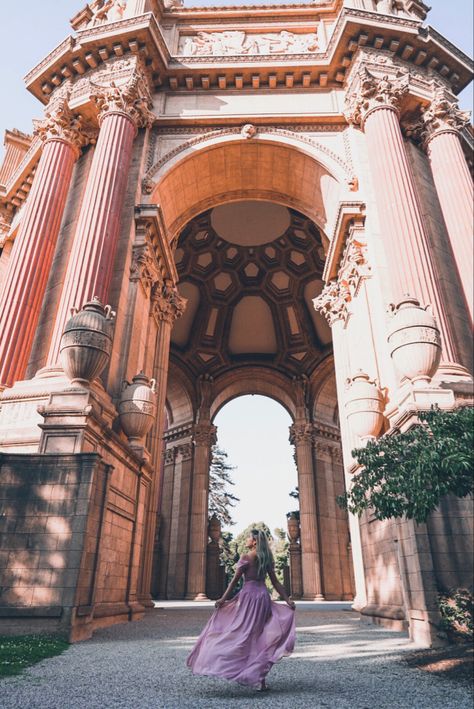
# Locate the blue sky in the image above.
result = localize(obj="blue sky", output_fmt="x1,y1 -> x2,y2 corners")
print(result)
0,1 -> 472,535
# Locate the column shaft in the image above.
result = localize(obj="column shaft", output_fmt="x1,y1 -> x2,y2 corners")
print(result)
138,316 -> 172,605
291,425 -> 324,600
0,139 -> 76,387
48,112 -> 135,364
186,425 -> 216,600
427,131 -> 474,322
364,106 -> 458,363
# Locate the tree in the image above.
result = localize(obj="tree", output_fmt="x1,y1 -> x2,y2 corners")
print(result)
208,445 -> 239,527
337,406 -> 474,524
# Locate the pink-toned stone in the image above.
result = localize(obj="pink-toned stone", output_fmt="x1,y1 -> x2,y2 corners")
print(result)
0,138 -> 77,388
427,130 -> 474,323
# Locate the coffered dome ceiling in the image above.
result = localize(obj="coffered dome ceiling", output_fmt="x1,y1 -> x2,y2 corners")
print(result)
171,200 -> 332,378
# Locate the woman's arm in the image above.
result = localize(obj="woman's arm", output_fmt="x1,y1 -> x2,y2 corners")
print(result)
215,568 -> 244,608
268,568 -> 296,609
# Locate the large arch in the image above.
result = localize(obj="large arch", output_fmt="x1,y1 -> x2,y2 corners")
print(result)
150,137 -> 346,241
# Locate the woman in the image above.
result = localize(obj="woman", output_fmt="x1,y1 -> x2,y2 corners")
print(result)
186,529 -> 296,691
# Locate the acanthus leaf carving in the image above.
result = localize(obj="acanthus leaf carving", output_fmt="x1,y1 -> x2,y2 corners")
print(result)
420,87 -> 471,142
345,68 -> 409,127
90,64 -> 154,130
33,96 -> 97,156
151,282 -> 187,325
289,422 -> 314,446
130,242 -> 160,294
0,203 -> 14,247
192,423 -> 217,447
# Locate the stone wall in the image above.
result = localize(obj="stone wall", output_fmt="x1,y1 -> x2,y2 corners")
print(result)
0,453 -> 107,639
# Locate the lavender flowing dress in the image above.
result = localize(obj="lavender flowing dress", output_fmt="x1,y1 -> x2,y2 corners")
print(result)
186,554 -> 296,688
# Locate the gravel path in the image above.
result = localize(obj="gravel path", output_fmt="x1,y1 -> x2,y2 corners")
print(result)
1,602 -> 472,709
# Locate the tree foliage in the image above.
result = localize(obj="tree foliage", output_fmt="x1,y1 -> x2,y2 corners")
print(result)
337,407 -> 474,524
208,445 -> 239,527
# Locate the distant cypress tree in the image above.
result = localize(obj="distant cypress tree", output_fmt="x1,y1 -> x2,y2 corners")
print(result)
208,445 -> 239,527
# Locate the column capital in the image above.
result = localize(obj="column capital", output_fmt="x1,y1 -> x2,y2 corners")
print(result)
151,282 -> 187,324
90,70 -> 154,131
33,97 -> 96,158
420,88 -> 471,145
130,243 -> 160,295
345,68 -> 409,128
313,280 -> 350,327
289,422 -> 314,446
0,203 -> 14,247
192,423 -> 217,447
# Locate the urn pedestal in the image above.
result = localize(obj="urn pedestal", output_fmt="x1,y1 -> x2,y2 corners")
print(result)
345,371 -> 385,442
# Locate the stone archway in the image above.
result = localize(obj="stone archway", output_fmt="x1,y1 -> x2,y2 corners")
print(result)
147,138 -> 356,602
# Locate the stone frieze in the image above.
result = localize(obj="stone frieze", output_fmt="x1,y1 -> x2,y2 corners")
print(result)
178,29 -> 321,57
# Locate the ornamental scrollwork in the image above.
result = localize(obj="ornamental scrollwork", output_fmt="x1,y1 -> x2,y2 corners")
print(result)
313,280 -> 351,327
130,243 -> 160,294
0,204 -> 14,247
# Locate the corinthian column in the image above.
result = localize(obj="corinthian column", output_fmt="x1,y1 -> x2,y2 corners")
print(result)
47,70 -> 153,365
186,422 -> 217,600
421,89 -> 473,323
0,99 -> 91,389
346,70 -> 461,372
138,282 -> 186,606
289,423 -> 324,600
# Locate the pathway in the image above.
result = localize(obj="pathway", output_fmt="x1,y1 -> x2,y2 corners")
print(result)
2,601 -> 472,709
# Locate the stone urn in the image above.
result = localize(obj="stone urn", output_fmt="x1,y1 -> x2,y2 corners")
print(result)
118,372 -> 157,445
59,297 -> 115,386
286,512 -> 300,544
387,296 -> 441,383
208,514 -> 221,544
345,370 -> 385,440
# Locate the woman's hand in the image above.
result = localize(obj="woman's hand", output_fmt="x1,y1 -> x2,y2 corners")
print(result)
214,598 -> 225,609
286,599 -> 296,610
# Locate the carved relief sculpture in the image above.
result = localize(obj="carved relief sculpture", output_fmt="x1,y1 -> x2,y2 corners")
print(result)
178,29 -> 320,56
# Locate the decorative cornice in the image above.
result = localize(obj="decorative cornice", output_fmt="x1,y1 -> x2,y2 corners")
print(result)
32,97 -> 96,157
151,282 -> 186,324
345,67 -> 409,127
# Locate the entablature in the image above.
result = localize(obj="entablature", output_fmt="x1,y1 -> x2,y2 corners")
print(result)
25,5 -> 472,104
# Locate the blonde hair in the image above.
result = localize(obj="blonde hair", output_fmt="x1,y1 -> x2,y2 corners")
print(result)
251,529 -> 274,577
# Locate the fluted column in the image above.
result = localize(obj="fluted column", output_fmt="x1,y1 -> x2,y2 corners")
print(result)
47,72 -> 153,365
421,90 -> 473,322
346,70 -> 461,371
138,283 -> 186,605
289,423 -> 324,600
0,99 -> 91,389
186,423 -> 217,600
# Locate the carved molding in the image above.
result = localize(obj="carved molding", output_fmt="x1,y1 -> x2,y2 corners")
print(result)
142,125 -> 352,193
33,96 -> 97,156
345,68 -> 409,127
314,219 -> 370,327
151,282 -> 187,325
